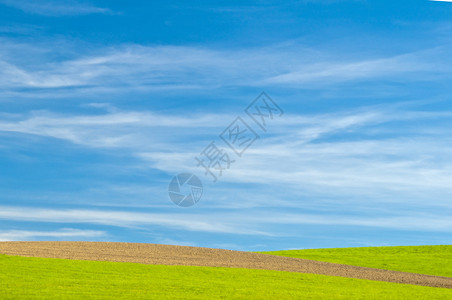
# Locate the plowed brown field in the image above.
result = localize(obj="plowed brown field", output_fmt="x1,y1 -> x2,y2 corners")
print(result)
1,241 -> 451,288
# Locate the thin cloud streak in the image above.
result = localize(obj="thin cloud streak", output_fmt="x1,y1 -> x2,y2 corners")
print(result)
0,0 -> 113,16
0,206 -> 449,233
264,53 -> 430,85
2,105 -> 452,203
0,40 -> 448,97
0,206 -> 270,236
0,228 -> 106,241
0,110 -> 228,148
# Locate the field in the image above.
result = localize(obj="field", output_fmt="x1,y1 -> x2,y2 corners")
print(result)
262,245 -> 452,277
1,255 -> 452,299
0,242 -> 451,299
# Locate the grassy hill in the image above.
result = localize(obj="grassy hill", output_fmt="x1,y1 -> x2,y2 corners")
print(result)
1,254 -> 452,299
261,245 -> 452,277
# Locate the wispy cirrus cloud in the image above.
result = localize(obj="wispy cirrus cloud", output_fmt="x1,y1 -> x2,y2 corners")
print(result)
0,109 -> 228,148
0,228 -> 106,241
0,206 -> 270,236
0,39 -> 448,98
0,104 -> 418,151
0,0 -> 113,16
264,53 -> 432,85
2,105 -> 452,201
0,206 -> 450,234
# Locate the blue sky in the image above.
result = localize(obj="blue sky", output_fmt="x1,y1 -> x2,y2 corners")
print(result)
0,0 -> 452,250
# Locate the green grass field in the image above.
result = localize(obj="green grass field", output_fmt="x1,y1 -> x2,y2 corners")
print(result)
1,254 -> 451,299
261,245 -> 452,277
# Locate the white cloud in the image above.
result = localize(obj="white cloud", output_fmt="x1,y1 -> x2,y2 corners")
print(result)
0,41 -> 446,97
2,105 -> 452,205
264,54 -> 431,85
0,110 -> 228,148
0,228 -> 106,241
0,206 -> 269,236
250,212 -> 452,232
0,206 -> 449,235
0,0 -> 113,16
133,108 -> 452,205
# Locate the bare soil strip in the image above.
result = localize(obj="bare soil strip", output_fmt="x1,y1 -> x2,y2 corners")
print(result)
1,242 -> 451,288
